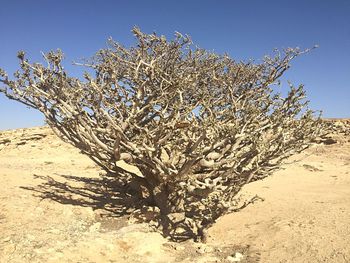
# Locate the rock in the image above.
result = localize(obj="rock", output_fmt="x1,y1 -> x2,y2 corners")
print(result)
2,237 -> 11,242
0,139 -> 11,144
322,137 -> 337,145
132,206 -> 161,222
207,152 -> 221,160
196,244 -> 214,254
227,252 -> 244,262
313,136 -> 337,145
175,245 -> 185,251
120,152 -> 133,161
168,212 -> 185,223
174,227 -> 187,235
48,229 -> 61,234
334,121 -> 345,128
199,158 -> 215,168
196,246 -> 206,254
89,222 -> 101,232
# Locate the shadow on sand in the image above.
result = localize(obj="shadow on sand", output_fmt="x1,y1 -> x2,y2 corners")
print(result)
21,173 -> 144,218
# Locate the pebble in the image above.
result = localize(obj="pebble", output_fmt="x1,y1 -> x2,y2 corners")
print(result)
48,229 -> 61,234
2,237 -> 11,242
227,252 -> 244,262
89,222 -> 101,232
175,245 -> 185,251
196,244 -> 214,254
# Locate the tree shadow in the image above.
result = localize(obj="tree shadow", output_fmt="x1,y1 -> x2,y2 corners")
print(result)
20,173 -> 144,218
20,172 -> 265,242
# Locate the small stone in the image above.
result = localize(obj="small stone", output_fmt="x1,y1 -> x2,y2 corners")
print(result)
196,246 -> 206,254
174,227 -> 187,235
207,152 -> 221,160
168,212 -> 185,223
227,252 -> 244,262
175,245 -> 185,251
323,137 -> 337,145
334,121 -> 345,128
89,222 -> 101,232
48,229 -> 60,234
2,237 -> 11,242
196,244 -> 214,254
120,152 -> 133,161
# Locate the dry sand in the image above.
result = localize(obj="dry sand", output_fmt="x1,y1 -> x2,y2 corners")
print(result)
0,123 -> 349,263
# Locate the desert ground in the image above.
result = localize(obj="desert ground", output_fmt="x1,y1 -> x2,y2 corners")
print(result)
0,121 -> 349,263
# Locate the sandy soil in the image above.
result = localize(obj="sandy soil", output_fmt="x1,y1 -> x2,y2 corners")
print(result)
0,123 -> 349,263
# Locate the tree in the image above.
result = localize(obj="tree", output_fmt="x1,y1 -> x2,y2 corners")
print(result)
0,28 -> 323,241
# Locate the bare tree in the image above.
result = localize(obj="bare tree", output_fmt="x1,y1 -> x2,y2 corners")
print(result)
0,27 -> 323,241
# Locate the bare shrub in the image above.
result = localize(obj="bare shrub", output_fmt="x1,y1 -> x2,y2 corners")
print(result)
0,28 -> 323,241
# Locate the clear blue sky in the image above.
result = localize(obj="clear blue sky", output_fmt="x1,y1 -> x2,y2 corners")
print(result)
0,0 -> 349,130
